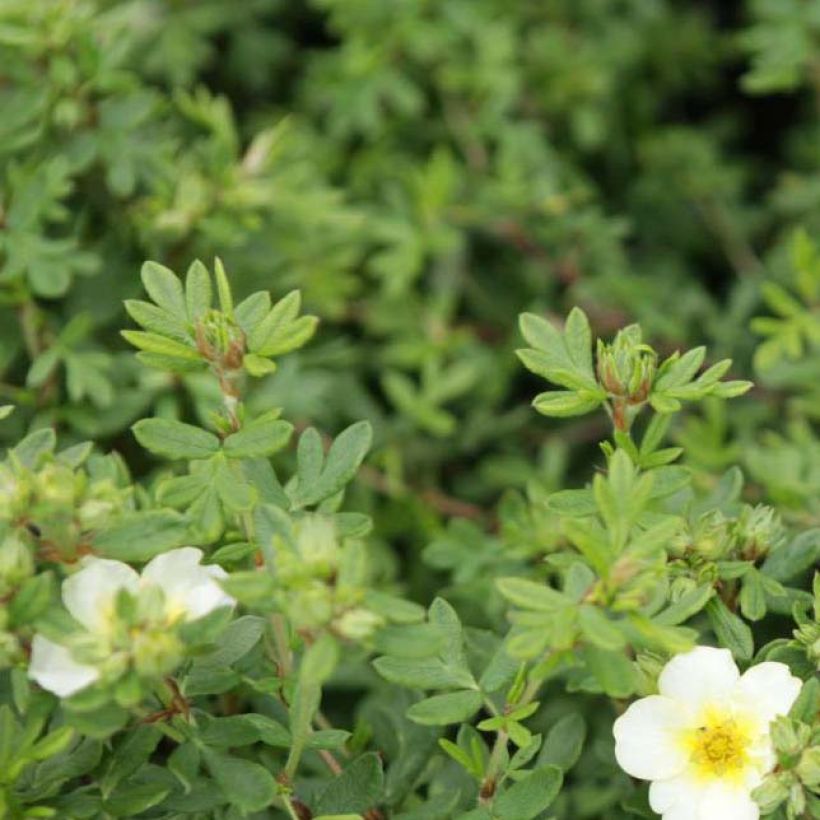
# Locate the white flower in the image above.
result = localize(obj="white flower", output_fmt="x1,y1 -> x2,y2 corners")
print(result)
28,547 -> 234,697
28,635 -> 100,698
613,646 -> 802,820
140,546 -> 234,622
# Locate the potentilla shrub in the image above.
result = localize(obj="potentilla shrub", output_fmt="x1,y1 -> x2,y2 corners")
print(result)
0,259 -> 817,820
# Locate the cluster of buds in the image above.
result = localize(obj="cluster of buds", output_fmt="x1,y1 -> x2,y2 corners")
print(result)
753,715 -> 820,818
0,453 -> 128,563
668,504 -> 784,563
595,325 -> 657,431
274,514 -> 384,641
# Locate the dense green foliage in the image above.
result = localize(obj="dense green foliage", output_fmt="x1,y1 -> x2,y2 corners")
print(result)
0,1 -> 819,818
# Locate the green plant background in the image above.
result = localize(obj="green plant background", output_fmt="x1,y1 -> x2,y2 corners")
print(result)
1,1 -> 819,819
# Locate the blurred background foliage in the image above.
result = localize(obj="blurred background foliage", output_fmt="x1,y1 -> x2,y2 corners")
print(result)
0,0 -> 819,606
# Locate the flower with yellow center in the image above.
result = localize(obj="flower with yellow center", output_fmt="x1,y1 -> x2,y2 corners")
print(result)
613,646 -> 802,820
28,548 -> 234,698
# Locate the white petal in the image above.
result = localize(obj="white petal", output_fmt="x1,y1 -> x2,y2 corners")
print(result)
613,695 -> 692,780
658,646 -> 739,711
62,558 -> 139,632
650,773 -> 700,820
694,781 -> 759,820
650,774 -> 759,820
141,547 -> 234,621
734,662 -> 802,725
28,635 -> 99,698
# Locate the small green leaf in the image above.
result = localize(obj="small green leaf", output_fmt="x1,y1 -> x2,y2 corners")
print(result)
121,330 -> 199,360
185,260 -> 212,321
538,713 -> 586,771
132,418 -> 220,460
532,390 -> 602,417
706,598 -> 753,660
223,419 -> 293,459
213,257 -> 234,316
494,765 -> 563,820
93,511 -> 189,561
243,353 -> 277,377
202,749 -> 276,813
406,690 -> 482,726
314,753 -> 384,815
141,261 -> 186,316
578,606 -> 626,650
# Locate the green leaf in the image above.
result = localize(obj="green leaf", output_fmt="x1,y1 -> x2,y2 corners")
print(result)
583,647 -> 638,697
93,511 -> 189,561
494,765 -> 563,820
314,753 -> 384,815
706,598 -> 753,660
185,260 -> 212,321
654,584 -> 714,626
121,330 -> 199,360
538,713 -> 586,772
11,427 -> 56,468
101,726 -> 162,798
223,419 -> 293,459
739,569 -> 767,621
497,577 -> 569,612
235,292 -> 272,334
213,258 -> 234,316
293,421 -> 372,507
124,300 -> 189,342
243,353 -> 277,377
578,606 -> 626,650
406,690 -> 482,726
141,261 -> 186,316
532,390 -> 602,417
132,418 -> 220,460
201,749 -> 276,813
0,405 -> 13,420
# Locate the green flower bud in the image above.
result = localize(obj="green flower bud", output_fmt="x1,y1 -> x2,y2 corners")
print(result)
197,309 -> 245,369
691,511 -> 735,560
35,463 -> 78,507
787,780 -> 806,816
595,326 -> 656,401
334,608 -> 384,641
296,515 -> 339,578
0,533 -> 34,596
796,746 -> 820,788
132,629 -> 183,678
289,583 -> 333,629
734,504 -> 784,559
752,771 -> 792,813
771,715 -> 804,758
0,465 -> 28,519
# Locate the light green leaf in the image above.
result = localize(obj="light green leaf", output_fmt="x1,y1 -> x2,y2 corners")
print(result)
141,261 -> 186,316
132,418 -> 220,460
406,690 -> 482,726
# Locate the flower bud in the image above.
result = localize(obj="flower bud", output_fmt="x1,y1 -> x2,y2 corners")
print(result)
132,629 -> 183,678
334,608 -> 383,641
771,715 -> 804,758
289,583 -> 333,629
197,310 -> 246,368
0,466 -> 25,518
796,746 -> 820,788
595,327 -> 656,401
296,515 -> 339,578
0,533 -> 34,593
734,504 -> 784,559
752,771 -> 792,813
691,511 -> 735,560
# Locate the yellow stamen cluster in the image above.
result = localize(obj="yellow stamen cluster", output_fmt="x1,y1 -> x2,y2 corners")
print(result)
686,714 -> 751,779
